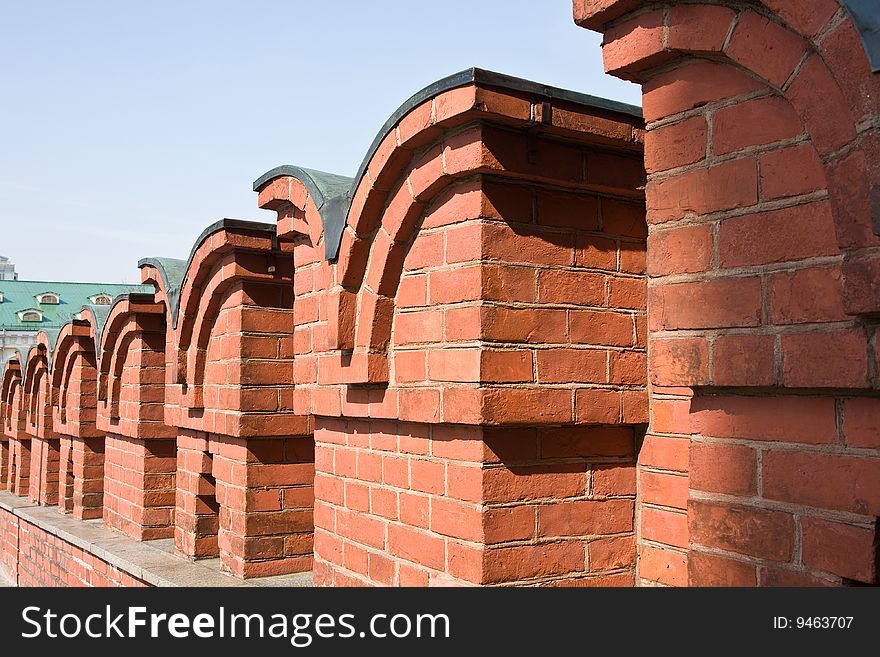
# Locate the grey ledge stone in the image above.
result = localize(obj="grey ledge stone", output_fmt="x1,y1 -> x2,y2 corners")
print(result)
0,490 -> 314,588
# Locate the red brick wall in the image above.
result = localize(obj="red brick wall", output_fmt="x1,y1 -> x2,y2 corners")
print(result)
0,507 -> 148,587
576,0 -> 880,586
314,418 -> 637,586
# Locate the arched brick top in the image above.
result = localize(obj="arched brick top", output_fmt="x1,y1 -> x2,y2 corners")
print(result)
254,68 -> 643,262
168,219 -> 294,410
22,339 -> 56,440
257,70 -> 646,385
91,294 -> 164,421
49,319 -> 99,435
1,361 -> 24,440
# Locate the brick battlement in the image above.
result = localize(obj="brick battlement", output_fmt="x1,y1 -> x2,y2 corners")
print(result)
2,1 -> 879,587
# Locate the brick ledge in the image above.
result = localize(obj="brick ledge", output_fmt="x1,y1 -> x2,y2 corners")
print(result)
0,491 -> 313,588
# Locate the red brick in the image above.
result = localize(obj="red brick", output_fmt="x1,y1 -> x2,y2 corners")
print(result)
397,389 -> 441,423
638,434 -> 688,472
536,270 -> 605,306
484,462 -> 586,504
801,517 -> 877,583
649,397 -> 692,436
482,306 -> 568,344
387,524 -> 445,570
690,442 -> 757,496
444,306 -> 481,342
667,4 -> 736,53
570,310 -> 634,347
842,397 -> 880,449
483,388 -> 574,425
589,535 -> 635,571
690,395 -> 837,444
649,337 -> 709,387
719,201 -> 838,268
335,509 -> 385,550
541,427 -> 633,458
689,500 -> 794,561
760,144 -> 826,201
484,506 -> 536,543
480,350 -> 533,384
761,567 -> 836,587
574,388 -> 622,424
536,190 -> 599,230
394,350 -> 426,383
482,222 -> 572,266
763,451 -> 880,516
410,459 -> 445,495
482,264 -> 535,303
618,242 -> 645,275
642,60 -> 764,122
645,116 -> 707,173
639,471 -> 688,510
641,506 -> 688,549
602,10 -> 665,77
650,277 -> 761,331
608,277 -> 645,310
608,351 -> 645,386
819,16 -> 880,123
398,492 -> 429,529
639,546 -> 687,586
394,310 -> 443,345
781,329 -> 869,388
483,542 -> 585,583
763,0 -> 839,37
592,465 -> 636,497
647,224 -> 712,276
725,11 -> 807,88
602,199 -> 647,239
537,348 -> 606,384
786,54 -> 857,155
430,498 -> 483,542
404,231 -> 444,271
427,348 -> 480,383
711,334 -> 776,387
770,265 -> 847,325
428,266 -> 482,305
688,551 -> 757,586
397,275 -> 427,308
647,159 -> 758,223
714,96 -> 803,155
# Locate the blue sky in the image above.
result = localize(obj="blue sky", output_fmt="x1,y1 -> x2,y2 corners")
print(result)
0,1 -> 639,283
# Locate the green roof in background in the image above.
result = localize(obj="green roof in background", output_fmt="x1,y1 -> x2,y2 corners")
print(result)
0,279 -> 152,330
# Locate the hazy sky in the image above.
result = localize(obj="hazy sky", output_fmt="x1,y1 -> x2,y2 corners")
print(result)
0,1 -> 640,284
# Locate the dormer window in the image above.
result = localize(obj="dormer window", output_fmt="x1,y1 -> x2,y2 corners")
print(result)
90,293 -> 112,305
18,309 -> 42,322
36,292 -> 60,305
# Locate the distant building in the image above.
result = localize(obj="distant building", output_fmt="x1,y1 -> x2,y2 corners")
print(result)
0,255 -> 17,281
0,279 -> 148,365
